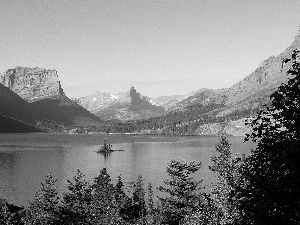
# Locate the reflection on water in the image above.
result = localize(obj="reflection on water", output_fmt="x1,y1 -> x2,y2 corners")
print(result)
98,151 -> 112,161
0,135 -> 255,207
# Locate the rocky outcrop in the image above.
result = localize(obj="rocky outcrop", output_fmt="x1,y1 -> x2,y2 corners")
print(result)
129,87 -> 165,113
0,67 -> 64,102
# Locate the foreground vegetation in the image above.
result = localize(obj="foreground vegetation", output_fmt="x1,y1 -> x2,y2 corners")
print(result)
1,50 -> 300,224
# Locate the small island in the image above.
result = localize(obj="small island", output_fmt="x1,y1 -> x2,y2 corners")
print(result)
96,139 -> 125,153
96,139 -> 113,153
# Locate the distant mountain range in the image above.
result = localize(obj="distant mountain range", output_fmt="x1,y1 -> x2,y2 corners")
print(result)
74,87 -> 166,121
1,28 -> 299,135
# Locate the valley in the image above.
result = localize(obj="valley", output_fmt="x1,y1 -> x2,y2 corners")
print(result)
1,29 -> 300,136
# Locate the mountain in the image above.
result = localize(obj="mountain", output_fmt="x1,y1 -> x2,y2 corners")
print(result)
32,94 -> 103,127
76,87 -> 166,121
169,88 -> 227,112
150,93 -> 193,111
150,88 -> 225,111
104,28 -> 300,136
74,90 -> 131,114
0,67 -> 102,130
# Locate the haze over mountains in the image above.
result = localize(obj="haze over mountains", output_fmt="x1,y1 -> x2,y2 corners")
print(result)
1,28 -> 300,134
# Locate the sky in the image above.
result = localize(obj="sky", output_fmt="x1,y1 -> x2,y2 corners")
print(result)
1,0 -> 300,98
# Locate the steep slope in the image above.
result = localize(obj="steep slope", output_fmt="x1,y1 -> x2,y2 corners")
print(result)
32,94 -> 103,127
77,87 -> 166,121
0,114 -> 39,133
0,67 -> 102,128
0,83 -> 36,124
0,83 -> 40,132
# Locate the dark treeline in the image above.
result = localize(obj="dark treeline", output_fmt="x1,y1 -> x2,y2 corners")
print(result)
1,50 -> 300,224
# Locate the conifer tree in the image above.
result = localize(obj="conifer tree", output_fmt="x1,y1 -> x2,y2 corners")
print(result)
147,182 -> 154,215
120,175 -> 146,223
25,174 -> 60,224
90,168 -> 118,224
114,174 -> 132,223
132,175 -> 146,218
0,198 -> 11,225
114,174 -> 126,205
60,169 -> 92,224
209,136 -> 244,224
158,159 -> 204,225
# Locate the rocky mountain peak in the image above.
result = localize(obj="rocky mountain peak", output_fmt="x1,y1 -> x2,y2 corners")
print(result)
130,86 -> 136,92
0,67 -> 64,102
129,86 -> 142,100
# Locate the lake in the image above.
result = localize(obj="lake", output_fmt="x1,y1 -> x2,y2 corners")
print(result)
0,133 -> 256,207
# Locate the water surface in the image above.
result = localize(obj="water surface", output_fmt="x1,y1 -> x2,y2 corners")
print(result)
0,133 -> 255,206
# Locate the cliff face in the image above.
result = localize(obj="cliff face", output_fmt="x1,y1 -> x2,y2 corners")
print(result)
0,67 -> 64,102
